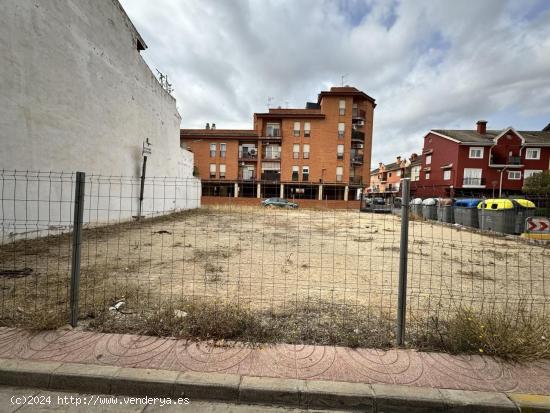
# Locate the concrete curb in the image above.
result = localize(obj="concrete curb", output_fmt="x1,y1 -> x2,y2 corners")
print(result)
0,358 -> 549,412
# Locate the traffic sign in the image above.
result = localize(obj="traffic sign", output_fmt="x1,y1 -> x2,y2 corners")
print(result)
525,216 -> 550,233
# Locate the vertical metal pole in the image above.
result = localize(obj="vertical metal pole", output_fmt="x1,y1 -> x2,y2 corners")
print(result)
70,172 -> 85,327
138,156 -> 147,220
396,178 -> 410,345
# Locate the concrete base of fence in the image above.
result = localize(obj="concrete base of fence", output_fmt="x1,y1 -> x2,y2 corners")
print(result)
1,358 -> 548,412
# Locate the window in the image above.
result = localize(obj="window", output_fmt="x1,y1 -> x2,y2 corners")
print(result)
469,147 -> 484,159
338,123 -> 345,139
508,171 -> 521,180
220,143 -> 226,159
292,166 -> 299,181
339,99 -> 346,115
443,169 -> 451,180
210,143 -> 216,158
293,144 -> 300,159
302,166 -> 309,181
303,144 -> 310,159
209,164 -> 216,178
264,144 -> 281,159
463,168 -> 482,185
426,155 -> 432,165
425,172 -> 430,180
526,148 -> 541,160
266,122 -> 281,137
219,164 -> 226,178
304,122 -> 311,137
524,170 -> 543,179
336,166 -> 343,182
411,166 -> 421,181
337,144 -> 344,160
388,172 -> 392,178
293,122 -> 300,137
397,170 -> 401,177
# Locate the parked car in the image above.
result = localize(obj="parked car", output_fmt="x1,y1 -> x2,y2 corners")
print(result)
261,198 -> 298,208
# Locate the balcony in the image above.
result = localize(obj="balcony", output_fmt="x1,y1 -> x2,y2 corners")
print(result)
489,155 -> 523,167
463,177 -> 486,187
351,155 -> 364,165
238,171 -> 256,181
263,153 -> 281,161
349,176 -> 363,185
261,171 -> 280,182
352,108 -> 366,120
239,149 -> 258,161
352,130 -> 365,142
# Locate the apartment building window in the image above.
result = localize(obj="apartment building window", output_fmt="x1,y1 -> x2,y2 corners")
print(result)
388,172 -> 392,178
336,166 -> 343,182
524,170 -> 542,179
220,143 -> 226,159
425,172 -> 430,180
209,164 -> 216,178
293,144 -> 300,159
338,123 -> 345,139
265,144 -> 281,159
463,168 -> 482,185
219,164 -> 226,178
397,170 -> 401,177
339,99 -> 346,115
293,122 -> 300,137
303,144 -> 310,159
411,165 -> 420,181
337,144 -> 344,160
266,122 -> 281,137
302,166 -> 309,181
426,154 -> 432,165
469,147 -> 483,159
304,122 -> 311,137
292,166 -> 299,181
443,169 -> 451,180
525,148 -> 541,160
508,171 -> 521,180
210,143 -> 216,158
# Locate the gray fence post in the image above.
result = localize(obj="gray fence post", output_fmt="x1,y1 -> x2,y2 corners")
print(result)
69,171 -> 85,327
396,178 -> 410,345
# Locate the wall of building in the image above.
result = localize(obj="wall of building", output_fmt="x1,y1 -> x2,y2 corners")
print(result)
0,0 -> 200,240
201,196 -> 360,210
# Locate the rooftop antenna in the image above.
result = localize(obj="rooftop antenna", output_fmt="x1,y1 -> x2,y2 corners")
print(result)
267,96 -> 274,109
340,73 -> 349,86
285,100 -> 289,108
156,69 -> 174,94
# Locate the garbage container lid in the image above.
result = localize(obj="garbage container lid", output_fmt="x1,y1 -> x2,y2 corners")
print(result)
412,198 -> 423,205
454,198 -> 480,208
438,198 -> 453,206
514,199 -> 536,208
422,198 -> 437,206
478,199 -> 514,210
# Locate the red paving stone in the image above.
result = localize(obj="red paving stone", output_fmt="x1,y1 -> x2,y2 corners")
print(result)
1,327 -> 549,395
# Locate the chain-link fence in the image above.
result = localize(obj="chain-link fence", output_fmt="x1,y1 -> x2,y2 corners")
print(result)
1,170 -> 549,355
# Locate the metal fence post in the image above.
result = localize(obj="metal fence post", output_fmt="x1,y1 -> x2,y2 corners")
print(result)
397,178 -> 410,345
69,171 -> 85,327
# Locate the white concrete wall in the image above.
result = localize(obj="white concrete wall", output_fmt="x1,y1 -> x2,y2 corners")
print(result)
0,0 -> 201,241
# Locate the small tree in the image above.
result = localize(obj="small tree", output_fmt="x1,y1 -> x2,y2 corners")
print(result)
523,171 -> 550,195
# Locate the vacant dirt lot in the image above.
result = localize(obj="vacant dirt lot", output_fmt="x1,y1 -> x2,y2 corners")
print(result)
1,205 -> 549,325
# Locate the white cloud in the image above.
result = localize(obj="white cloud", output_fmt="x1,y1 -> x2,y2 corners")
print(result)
119,0 -> 550,164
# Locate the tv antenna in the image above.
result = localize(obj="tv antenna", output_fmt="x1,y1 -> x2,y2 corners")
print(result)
156,69 -> 174,94
340,73 -> 349,86
267,96 -> 274,109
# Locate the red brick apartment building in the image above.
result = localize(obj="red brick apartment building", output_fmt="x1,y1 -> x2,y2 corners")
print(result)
181,87 -> 375,202
411,121 -> 550,198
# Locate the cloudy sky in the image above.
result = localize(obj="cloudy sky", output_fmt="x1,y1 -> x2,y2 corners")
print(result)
119,0 -> 550,165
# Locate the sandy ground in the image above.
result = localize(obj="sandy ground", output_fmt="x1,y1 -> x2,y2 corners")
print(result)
1,205 -> 549,323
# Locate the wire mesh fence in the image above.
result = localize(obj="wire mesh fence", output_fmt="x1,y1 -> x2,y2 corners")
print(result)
1,170 -> 549,355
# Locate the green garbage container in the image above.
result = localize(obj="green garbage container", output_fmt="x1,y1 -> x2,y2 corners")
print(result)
422,198 -> 438,220
454,199 -> 481,228
437,198 -> 454,223
513,199 -> 536,234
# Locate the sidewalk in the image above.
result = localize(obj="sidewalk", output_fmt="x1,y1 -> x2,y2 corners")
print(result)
0,327 -> 549,411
